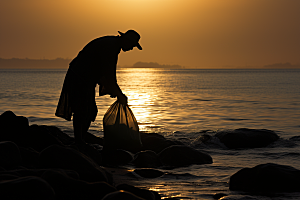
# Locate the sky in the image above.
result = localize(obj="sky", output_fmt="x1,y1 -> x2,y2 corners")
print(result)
0,0 -> 300,68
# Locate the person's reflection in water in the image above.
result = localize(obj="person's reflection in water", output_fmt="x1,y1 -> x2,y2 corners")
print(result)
55,30 -> 142,149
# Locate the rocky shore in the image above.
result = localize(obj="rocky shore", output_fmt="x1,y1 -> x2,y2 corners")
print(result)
0,111 -> 212,200
1,110 -> 299,200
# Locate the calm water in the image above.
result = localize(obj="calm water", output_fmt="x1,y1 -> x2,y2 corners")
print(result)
1,68 -> 300,199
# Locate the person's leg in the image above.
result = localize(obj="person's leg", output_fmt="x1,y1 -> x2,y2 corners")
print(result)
73,113 -> 91,147
72,83 -> 96,148
81,119 -> 91,142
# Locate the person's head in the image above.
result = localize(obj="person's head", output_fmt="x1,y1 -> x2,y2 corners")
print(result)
118,30 -> 142,52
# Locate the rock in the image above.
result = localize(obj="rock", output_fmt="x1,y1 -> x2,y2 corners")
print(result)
1,168 -> 35,177
0,110 -> 17,120
0,168 -> 79,179
34,125 -> 103,146
0,168 -> 113,199
133,150 -> 162,168
229,163 -> 300,192
218,195 -> 259,200
0,111 -> 29,131
213,193 -> 227,199
0,176 -> 55,200
19,147 -> 39,168
198,134 -> 212,143
102,190 -> 145,200
0,111 -> 29,146
38,125 -> 74,145
133,168 -> 164,178
215,128 -> 279,149
289,135 -> 300,141
158,145 -> 213,167
85,131 -> 104,145
26,125 -> 64,152
102,149 -> 134,166
79,143 -> 103,166
117,183 -> 160,200
0,174 -> 20,181
140,133 -> 183,153
0,141 -> 21,169
41,169 -> 116,200
39,144 -> 112,183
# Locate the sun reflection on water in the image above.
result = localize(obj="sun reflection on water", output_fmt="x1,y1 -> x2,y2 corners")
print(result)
147,185 -> 182,199
128,92 -> 153,131
119,68 -> 165,132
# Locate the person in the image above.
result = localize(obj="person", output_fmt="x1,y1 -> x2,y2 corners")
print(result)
55,30 -> 142,148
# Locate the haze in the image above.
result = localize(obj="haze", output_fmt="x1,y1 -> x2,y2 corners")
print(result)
1,0 -> 299,68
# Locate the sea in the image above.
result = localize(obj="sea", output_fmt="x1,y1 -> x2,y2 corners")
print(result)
0,68 -> 300,200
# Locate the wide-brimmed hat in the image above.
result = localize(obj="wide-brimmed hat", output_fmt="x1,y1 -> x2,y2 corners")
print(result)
118,30 -> 142,50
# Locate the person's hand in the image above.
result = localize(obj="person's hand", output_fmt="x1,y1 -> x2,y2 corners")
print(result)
117,93 -> 128,105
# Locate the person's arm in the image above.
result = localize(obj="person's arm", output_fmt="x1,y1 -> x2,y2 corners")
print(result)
99,75 -> 127,105
98,49 -> 128,104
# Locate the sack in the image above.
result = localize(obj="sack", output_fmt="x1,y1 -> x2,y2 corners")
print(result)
103,100 -> 142,152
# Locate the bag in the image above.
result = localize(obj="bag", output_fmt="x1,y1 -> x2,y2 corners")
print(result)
103,100 -> 142,151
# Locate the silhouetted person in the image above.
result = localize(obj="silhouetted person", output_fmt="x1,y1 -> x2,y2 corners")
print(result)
55,30 -> 142,148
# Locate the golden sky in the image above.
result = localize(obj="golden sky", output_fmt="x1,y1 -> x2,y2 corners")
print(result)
0,0 -> 299,68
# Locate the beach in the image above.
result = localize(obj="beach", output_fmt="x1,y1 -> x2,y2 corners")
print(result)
0,68 -> 300,199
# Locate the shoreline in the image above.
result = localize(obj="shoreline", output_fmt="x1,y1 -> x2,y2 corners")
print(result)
1,111 -> 300,200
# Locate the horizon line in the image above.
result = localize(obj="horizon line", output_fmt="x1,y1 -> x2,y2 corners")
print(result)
1,57 -> 300,69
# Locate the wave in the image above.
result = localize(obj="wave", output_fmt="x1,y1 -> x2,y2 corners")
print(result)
222,118 -> 249,121
27,116 -> 57,122
290,135 -> 300,141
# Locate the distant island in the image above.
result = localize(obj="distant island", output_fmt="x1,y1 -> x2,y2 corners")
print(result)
0,58 -> 71,69
262,62 -> 300,69
0,58 -> 184,69
0,58 -> 299,69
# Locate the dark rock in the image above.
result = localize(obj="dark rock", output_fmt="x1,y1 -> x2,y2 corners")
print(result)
289,135 -> 300,141
158,145 -> 212,167
0,174 -> 20,181
35,125 -> 103,146
229,163 -> 300,192
41,169 -> 116,200
39,144 -> 112,183
0,141 -> 21,169
133,168 -> 164,178
0,168 -> 35,178
0,176 -> 55,200
215,128 -> 279,149
0,111 -> 29,146
26,125 -> 64,152
198,134 -> 212,143
0,168 -> 74,177
158,145 -> 213,167
85,131 -> 104,145
218,195 -> 259,200
0,110 -> 17,119
38,125 -> 74,145
102,190 -> 145,200
80,143 -> 103,166
140,133 -> 183,153
213,193 -> 227,199
117,183 -> 160,200
19,147 -> 39,168
133,150 -> 162,168
0,111 -> 29,130
102,149 -> 134,166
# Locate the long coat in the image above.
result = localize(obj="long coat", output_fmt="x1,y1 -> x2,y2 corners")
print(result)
55,36 -> 121,121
